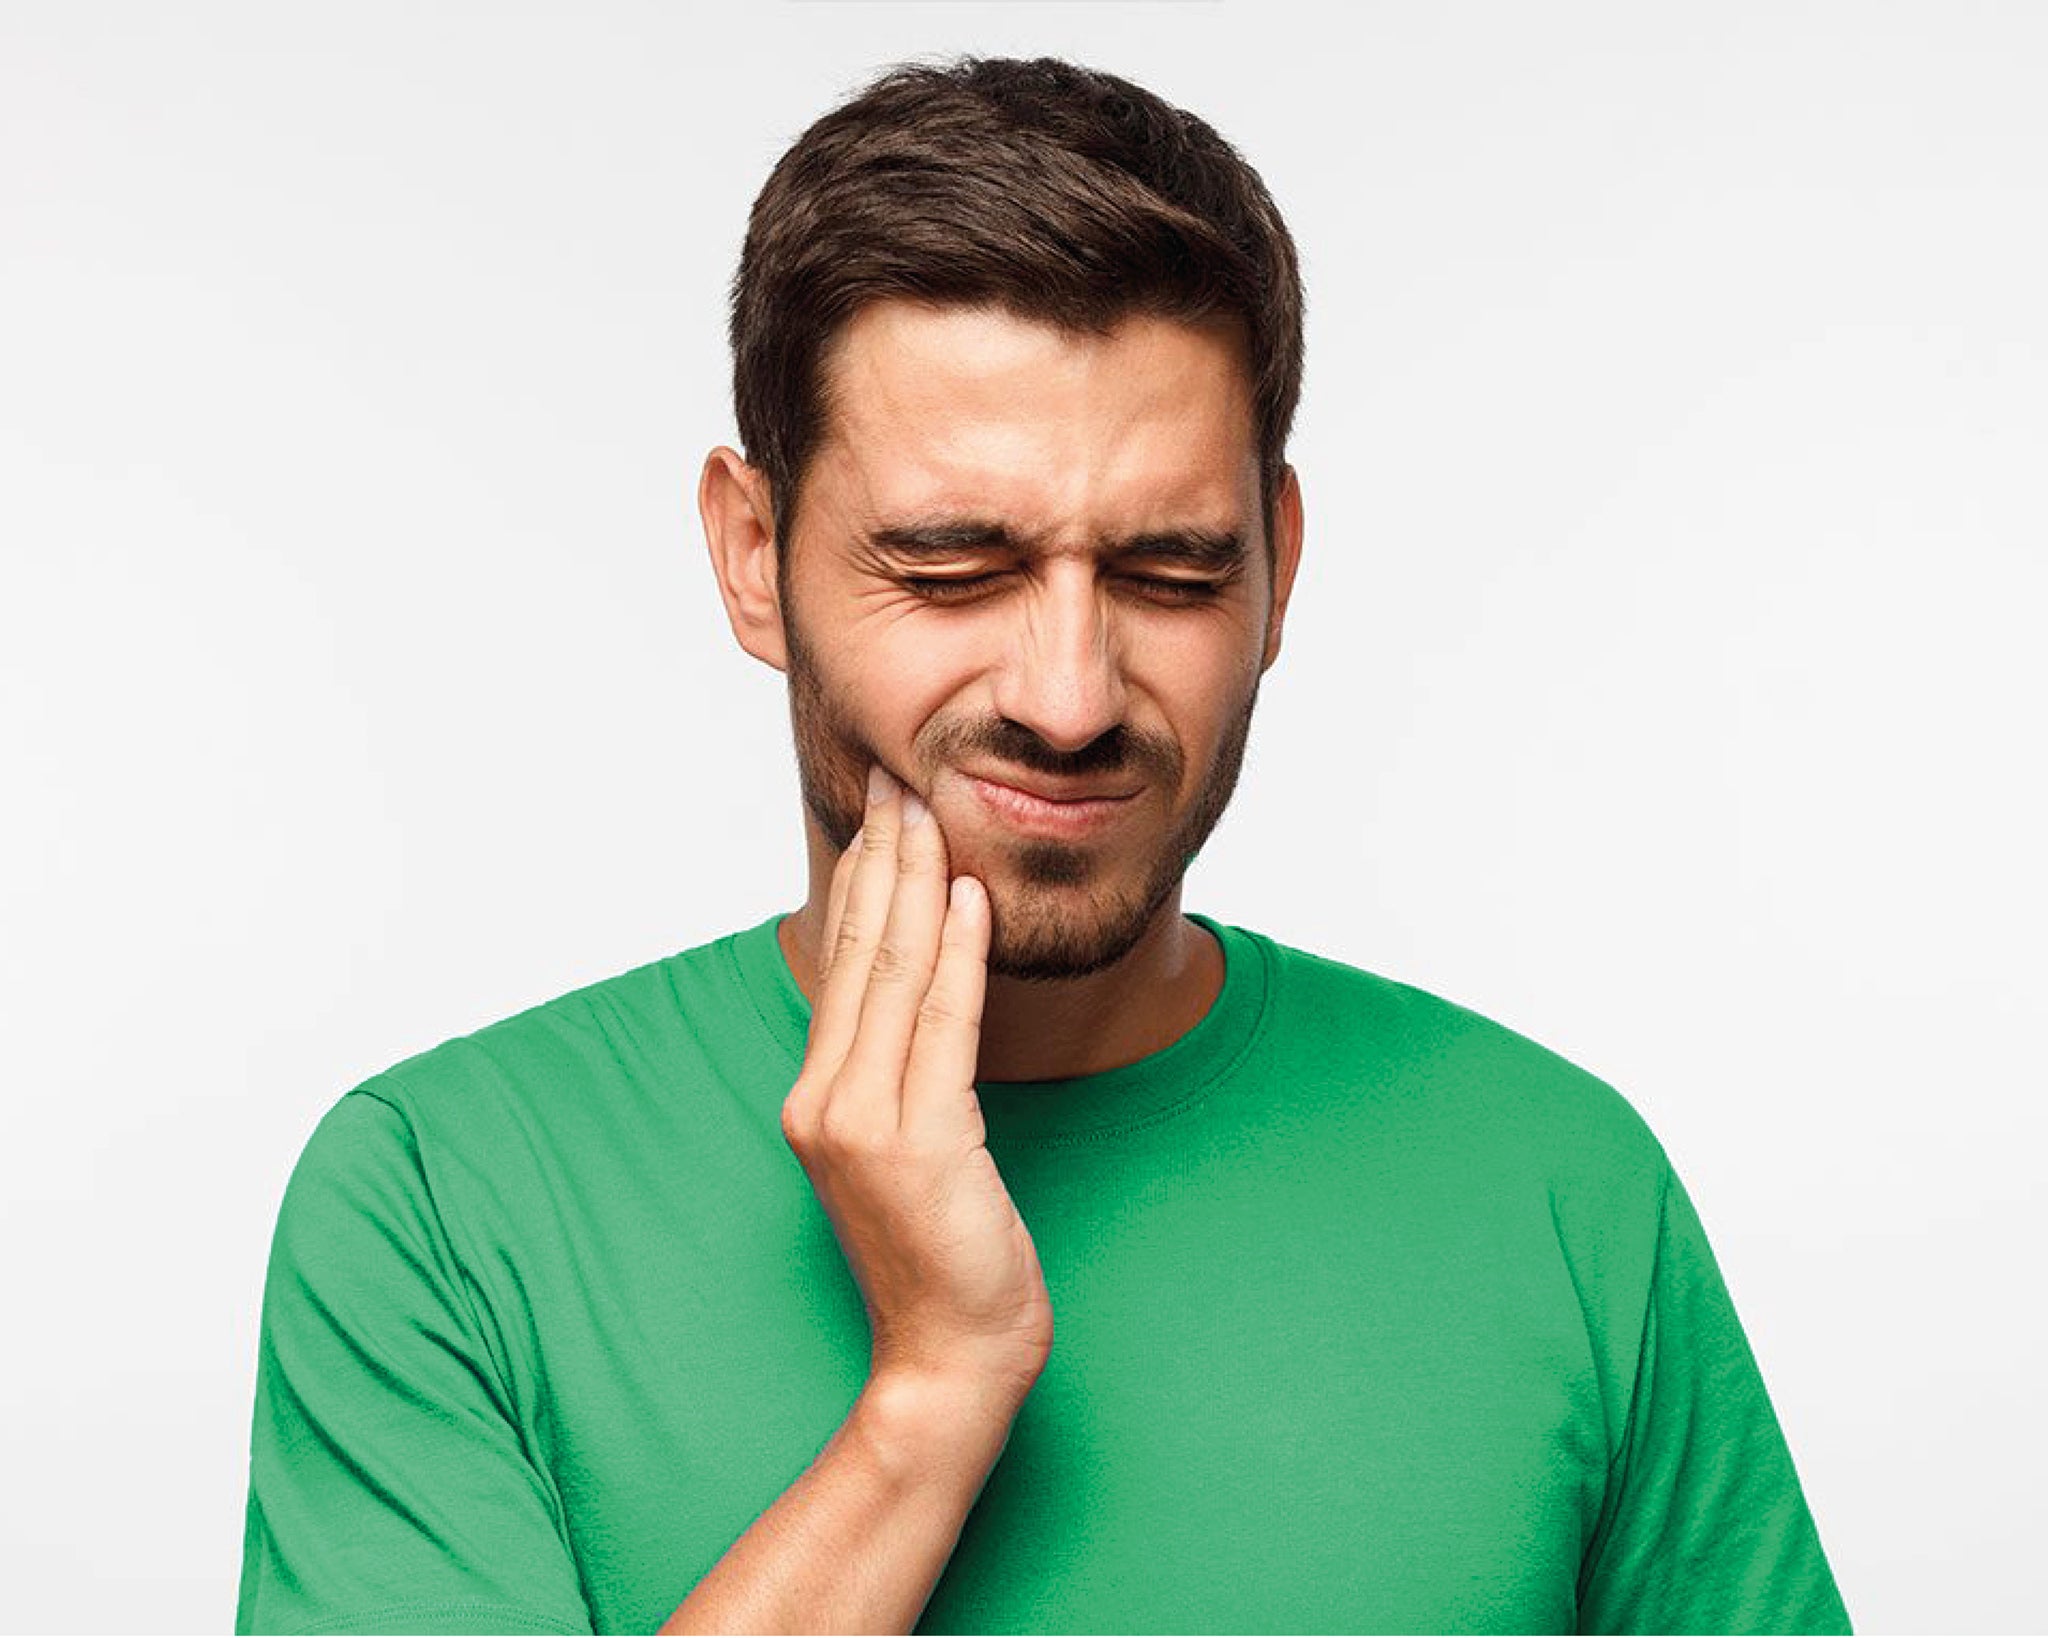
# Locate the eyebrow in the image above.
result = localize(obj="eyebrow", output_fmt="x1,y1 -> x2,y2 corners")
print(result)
867,520 -> 1247,572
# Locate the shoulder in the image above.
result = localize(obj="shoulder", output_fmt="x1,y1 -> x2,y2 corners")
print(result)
328,922 -> 770,1149
1244,926 -> 1670,1190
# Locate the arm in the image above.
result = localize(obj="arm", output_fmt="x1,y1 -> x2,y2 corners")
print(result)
1575,1162 -> 1850,1634
237,1090 -> 594,1636
667,773 -> 1056,1629
666,772 -> 1054,1634
661,1369 -> 1023,1635
242,769 -> 1046,1635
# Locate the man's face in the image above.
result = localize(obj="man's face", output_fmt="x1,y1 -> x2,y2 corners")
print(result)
778,300 -> 1289,983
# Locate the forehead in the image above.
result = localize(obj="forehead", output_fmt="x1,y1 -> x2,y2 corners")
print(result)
806,300 -> 1258,538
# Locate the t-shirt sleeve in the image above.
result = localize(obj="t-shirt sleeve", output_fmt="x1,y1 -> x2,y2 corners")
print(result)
1575,1159 -> 1851,1635
237,1089 -> 594,1635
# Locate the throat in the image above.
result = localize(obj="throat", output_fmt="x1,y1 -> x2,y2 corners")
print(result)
973,915 -> 1223,1083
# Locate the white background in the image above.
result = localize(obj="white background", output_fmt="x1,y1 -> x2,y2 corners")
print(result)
3,3 -> 2043,1632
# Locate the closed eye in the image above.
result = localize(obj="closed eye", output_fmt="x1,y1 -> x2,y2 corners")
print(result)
1128,577 -> 1224,601
901,574 -> 1223,603
900,574 -> 1001,601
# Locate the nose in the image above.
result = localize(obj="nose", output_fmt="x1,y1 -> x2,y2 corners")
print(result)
989,562 -> 1131,755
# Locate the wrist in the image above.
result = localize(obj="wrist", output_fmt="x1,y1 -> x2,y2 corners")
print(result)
855,1365 -> 1032,1487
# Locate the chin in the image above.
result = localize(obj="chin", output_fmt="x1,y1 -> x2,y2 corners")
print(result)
980,863 -> 1174,985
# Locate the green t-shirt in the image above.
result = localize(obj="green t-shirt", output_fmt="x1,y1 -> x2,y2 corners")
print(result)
237,913 -> 1849,1634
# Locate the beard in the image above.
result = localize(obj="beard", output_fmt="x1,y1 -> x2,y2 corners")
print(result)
782,600 -> 1262,984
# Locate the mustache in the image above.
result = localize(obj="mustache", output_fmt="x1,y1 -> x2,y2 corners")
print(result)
940,722 -> 1172,783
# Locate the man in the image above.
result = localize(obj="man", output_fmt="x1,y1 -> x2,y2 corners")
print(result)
237,56 -> 1850,1635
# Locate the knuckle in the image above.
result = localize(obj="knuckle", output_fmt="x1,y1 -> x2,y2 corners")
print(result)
829,915 -> 865,966
867,939 -> 921,988
898,817 -> 942,870
915,993 -> 964,1033
815,1098 -> 891,1158
779,1091 -> 816,1147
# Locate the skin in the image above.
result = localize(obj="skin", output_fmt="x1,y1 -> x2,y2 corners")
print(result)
699,299 -> 1303,1084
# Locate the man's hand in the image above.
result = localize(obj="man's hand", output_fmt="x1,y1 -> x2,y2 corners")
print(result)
781,763 -> 1055,1407
664,769 -> 1049,1633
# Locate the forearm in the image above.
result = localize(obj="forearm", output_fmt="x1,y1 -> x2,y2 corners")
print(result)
659,1370 -> 1027,1635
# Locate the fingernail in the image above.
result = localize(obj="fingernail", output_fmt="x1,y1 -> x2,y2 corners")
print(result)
902,790 -> 929,829
867,764 -> 892,806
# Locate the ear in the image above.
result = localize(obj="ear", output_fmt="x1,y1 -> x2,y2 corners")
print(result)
699,446 -> 788,673
1260,464 -> 1304,674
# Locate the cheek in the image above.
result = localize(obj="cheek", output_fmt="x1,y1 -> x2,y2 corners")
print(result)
838,619 -> 979,744
1156,630 -> 1256,712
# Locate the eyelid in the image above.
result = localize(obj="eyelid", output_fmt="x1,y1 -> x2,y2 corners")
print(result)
900,571 -> 1221,601
1127,575 -> 1222,597
900,573 -> 1000,599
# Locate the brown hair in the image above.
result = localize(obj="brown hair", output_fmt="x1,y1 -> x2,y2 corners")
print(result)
728,55 -> 1305,563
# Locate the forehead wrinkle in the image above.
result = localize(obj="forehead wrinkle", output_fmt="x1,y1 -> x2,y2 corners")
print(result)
865,517 -> 1247,574
848,428 -> 1249,550
806,301 -> 1261,558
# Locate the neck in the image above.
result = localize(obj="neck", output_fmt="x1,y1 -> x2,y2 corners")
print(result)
774,822 -> 1224,1084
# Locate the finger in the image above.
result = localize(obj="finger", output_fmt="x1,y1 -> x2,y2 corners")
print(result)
815,825 -> 863,987
901,874 -> 991,1140
804,767 -> 903,1082
838,783 -> 952,1122
787,829 -> 865,1127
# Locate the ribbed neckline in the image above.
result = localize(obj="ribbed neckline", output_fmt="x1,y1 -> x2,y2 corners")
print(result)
723,908 -> 1271,1146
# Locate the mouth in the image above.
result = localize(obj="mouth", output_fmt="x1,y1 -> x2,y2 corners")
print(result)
964,773 -> 1139,839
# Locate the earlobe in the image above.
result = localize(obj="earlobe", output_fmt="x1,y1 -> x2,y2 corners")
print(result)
1261,464 -> 1304,673
698,446 -> 790,673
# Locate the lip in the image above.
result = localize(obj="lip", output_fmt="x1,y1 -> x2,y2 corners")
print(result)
965,774 -> 1138,839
